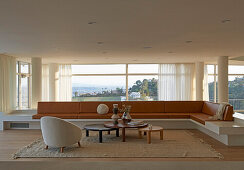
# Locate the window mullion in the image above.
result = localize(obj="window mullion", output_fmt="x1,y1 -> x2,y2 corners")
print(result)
126,64 -> 128,101
214,64 -> 217,102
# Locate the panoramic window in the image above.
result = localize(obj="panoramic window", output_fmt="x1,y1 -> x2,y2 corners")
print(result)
71,64 -> 159,101
16,61 -> 31,108
207,64 -> 244,113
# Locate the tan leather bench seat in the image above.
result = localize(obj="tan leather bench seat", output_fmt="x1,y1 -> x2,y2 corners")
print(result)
32,113 -> 79,119
190,113 -> 214,125
129,113 -> 190,119
33,101 -> 234,125
77,113 -> 114,119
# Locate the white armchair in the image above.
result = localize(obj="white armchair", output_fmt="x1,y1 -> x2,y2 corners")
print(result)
40,116 -> 82,152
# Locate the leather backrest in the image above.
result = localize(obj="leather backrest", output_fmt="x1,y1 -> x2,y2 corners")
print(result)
121,101 -> 165,113
202,101 -> 219,116
79,101 -> 122,113
38,102 -> 80,114
164,101 -> 204,113
223,105 -> 234,121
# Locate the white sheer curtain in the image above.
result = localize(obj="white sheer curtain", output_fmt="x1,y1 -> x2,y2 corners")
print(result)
59,64 -> 72,101
42,64 -> 49,101
158,64 -> 195,101
0,55 -> 16,113
203,65 -> 209,101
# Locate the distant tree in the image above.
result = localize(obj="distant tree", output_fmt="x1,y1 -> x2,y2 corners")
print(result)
129,78 -> 158,99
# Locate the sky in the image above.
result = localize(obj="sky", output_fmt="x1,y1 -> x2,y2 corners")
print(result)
72,64 -> 158,87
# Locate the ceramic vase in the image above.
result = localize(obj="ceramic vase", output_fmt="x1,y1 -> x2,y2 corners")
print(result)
122,112 -> 132,124
111,104 -> 120,124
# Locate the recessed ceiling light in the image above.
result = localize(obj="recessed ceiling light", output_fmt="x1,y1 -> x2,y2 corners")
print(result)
88,21 -> 96,25
185,40 -> 192,43
221,19 -> 231,23
97,42 -> 103,45
143,46 -> 152,49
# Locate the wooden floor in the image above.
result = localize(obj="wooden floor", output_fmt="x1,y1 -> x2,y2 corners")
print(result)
1,129 -> 244,161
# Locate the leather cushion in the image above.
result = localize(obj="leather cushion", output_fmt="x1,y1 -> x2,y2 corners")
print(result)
38,102 -> 80,114
223,105 -> 234,121
202,102 -> 219,116
77,113 -> 190,119
79,101 -> 122,113
190,113 -> 215,125
78,113 -> 114,119
32,114 -> 79,119
130,113 -> 190,119
121,101 -> 165,113
164,101 -> 204,113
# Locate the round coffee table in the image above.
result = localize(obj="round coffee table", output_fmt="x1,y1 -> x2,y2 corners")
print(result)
104,120 -> 148,142
138,126 -> 164,144
84,124 -> 119,143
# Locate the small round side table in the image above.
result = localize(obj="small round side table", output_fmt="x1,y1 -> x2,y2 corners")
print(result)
138,126 -> 164,144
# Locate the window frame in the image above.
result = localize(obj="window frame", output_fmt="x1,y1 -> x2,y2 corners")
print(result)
71,64 -> 159,101
16,61 -> 31,109
207,64 -> 244,112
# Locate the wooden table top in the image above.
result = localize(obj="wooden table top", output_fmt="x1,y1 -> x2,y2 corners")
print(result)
104,120 -> 148,129
84,124 -> 114,131
138,125 -> 163,132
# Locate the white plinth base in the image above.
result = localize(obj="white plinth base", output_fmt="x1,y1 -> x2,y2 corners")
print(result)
1,111 -> 244,146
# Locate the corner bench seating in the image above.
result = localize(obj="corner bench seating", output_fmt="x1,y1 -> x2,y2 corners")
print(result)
32,101 -> 234,125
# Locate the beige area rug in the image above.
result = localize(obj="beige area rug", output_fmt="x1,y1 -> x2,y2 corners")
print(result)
12,130 -> 223,159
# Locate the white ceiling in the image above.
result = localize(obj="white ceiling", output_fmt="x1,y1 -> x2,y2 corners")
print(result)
0,0 -> 244,64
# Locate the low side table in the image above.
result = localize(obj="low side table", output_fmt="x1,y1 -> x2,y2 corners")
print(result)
138,126 -> 164,144
84,124 -> 119,143
104,120 -> 148,142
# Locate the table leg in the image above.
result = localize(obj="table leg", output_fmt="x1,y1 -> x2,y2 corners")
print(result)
138,131 -> 142,139
122,128 -> 125,142
147,131 -> 151,144
86,129 -> 89,137
99,131 -> 103,143
116,128 -> 119,137
107,131 -> 110,135
160,130 -> 163,140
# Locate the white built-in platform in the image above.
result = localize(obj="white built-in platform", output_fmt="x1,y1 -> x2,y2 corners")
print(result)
1,111 -> 244,146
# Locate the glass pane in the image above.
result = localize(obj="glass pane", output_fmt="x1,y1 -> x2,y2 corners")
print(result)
128,76 -> 158,101
72,76 -> 126,101
207,65 -> 215,74
20,62 -> 29,74
21,76 -> 29,108
72,65 -> 126,74
208,75 -> 215,102
16,75 -> 19,107
229,65 -> 244,74
16,62 -> 19,73
228,76 -> 244,111
128,64 -> 158,73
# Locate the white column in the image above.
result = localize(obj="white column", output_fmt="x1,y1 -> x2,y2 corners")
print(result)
31,58 -> 42,108
218,56 -> 229,103
49,63 -> 59,101
195,62 -> 204,101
